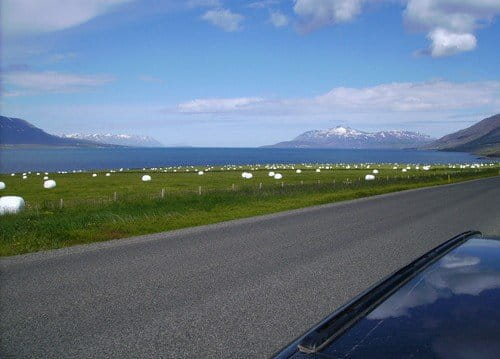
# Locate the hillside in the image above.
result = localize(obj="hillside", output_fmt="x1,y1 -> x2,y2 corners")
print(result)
426,114 -> 500,157
265,126 -> 434,149
0,116 -> 102,147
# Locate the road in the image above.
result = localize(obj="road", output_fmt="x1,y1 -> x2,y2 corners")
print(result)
1,176 -> 500,358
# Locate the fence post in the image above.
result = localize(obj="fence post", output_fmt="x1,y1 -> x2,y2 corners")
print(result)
232,183 -> 235,191
301,180 -> 303,185
259,182 -> 262,190
281,181 -> 284,188
161,188 -> 165,198
59,198 -> 63,209
448,174 -> 451,183
198,186 -> 202,195
114,192 -> 117,201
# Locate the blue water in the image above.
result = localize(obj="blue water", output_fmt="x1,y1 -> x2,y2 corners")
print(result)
0,147 -> 492,173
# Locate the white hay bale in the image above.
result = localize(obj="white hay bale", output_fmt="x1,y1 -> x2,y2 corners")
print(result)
105,173 -> 111,177
268,171 -> 275,177
22,175 -> 28,180
316,169 -> 321,173
422,166 -> 430,171
44,179 -> 57,189
92,173 -> 98,177
142,175 -> 152,182
198,170 -> 204,175
402,168 -> 407,172
0,196 -> 25,215
365,174 -> 375,181
241,172 -> 253,179
296,169 -> 302,173
372,169 -> 379,174
0,182 -> 5,190
43,176 -> 49,180
11,173 -> 15,176
274,173 -> 283,180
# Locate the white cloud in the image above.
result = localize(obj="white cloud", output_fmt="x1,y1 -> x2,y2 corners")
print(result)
201,8 -> 244,32
175,81 -> 500,115
2,71 -> 114,96
270,11 -> 289,27
293,0 -> 364,31
178,97 -> 265,114
404,0 -> 500,56
1,0 -> 132,36
428,28 -> 477,56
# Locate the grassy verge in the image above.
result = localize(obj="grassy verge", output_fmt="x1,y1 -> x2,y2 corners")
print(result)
1,164 -> 498,256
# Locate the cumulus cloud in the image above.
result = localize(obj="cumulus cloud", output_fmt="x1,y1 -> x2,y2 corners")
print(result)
201,8 -> 244,32
177,97 -> 265,114
1,0 -> 132,36
293,0 -> 365,31
404,0 -> 500,56
290,0 -> 500,56
175,81 -> 500,116
427,28 -> 477,56
270,11 -> 289,27
2,71 -> 114,96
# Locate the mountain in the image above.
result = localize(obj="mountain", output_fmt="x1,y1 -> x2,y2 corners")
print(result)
62,133 -> 163,147
265,126 -> 434,149
0,116 -> 104,147
425,114 -> 500,157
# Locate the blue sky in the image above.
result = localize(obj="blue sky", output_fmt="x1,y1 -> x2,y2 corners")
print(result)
1,0 -> 500,146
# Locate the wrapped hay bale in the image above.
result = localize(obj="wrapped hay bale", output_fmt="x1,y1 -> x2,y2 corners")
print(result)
43,176 -> 49,180
296,169 -> 302,173
372,169 -> 379,174
105,173 -> 111,177
92,173 -> 98,177
44,179 -> 57,189
365,174 -> 375,181
0,182 -> 5,190
274,173 -> 283,180
198,171 -> 204,175
142,175 -> 152,182
0,196 -> 25,215
268,171 -> 275,177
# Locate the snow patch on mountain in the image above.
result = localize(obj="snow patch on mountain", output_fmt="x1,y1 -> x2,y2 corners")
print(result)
62,133 -> 163,147
267,125 -> 434,149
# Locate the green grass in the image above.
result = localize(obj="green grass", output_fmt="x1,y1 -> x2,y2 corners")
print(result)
1,163 -> 498,256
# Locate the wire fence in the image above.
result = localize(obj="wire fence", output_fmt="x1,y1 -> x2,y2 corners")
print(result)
24,169 -> 496,212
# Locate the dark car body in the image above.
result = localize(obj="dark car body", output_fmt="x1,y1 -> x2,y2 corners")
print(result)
275,231 -> 500,359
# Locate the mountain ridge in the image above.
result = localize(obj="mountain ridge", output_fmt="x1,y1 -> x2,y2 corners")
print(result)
425,114 -> 500,157
265,125 -> 434,149
62,133 -> 163,147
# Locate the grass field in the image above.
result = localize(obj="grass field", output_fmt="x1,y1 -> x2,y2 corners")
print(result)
1,162 -> 498,256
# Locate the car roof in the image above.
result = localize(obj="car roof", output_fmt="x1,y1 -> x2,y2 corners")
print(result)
276,232 -> 500,358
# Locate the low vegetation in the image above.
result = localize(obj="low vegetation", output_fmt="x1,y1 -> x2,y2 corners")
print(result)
0,163 -> 498,256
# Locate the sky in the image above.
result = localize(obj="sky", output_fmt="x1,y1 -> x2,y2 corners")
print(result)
1,0 -> 500,147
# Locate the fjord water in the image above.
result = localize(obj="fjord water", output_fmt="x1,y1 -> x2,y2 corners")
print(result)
0,147 -> 490,173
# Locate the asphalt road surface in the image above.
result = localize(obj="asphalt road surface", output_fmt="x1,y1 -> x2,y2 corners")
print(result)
2,177 -> 500,358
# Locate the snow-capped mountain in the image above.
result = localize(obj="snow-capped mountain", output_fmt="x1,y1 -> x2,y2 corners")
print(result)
62,133 -> 163,147
265,126 -> 434,149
